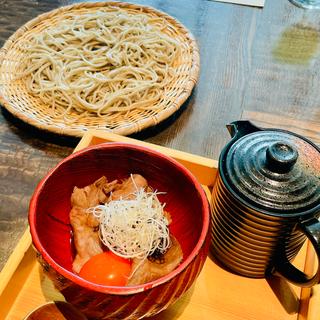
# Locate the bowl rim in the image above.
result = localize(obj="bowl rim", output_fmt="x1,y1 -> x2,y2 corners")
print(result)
29,142 -> 210,295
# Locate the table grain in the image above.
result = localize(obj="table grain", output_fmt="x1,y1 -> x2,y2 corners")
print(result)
0,0 -> 319,276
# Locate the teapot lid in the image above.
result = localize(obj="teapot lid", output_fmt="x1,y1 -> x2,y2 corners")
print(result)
222,129 -> 320,213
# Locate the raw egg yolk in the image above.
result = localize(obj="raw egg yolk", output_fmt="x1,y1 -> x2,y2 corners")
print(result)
79,251 -> 131,286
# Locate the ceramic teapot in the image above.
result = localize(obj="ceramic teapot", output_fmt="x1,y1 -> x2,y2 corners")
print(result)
211,120 -> 320,287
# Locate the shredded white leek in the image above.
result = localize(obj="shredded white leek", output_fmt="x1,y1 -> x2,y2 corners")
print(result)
90,188 -> 170,260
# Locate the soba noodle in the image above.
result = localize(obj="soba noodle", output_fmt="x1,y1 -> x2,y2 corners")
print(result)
18,8 -> 180,121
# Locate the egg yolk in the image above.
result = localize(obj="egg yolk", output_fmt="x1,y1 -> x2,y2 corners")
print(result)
79,251 -> 131,286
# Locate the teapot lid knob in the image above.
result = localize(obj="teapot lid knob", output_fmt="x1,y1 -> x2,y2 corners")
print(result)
266,142 -> 298,173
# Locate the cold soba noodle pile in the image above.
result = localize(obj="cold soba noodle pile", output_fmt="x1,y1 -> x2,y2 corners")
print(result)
70,174 -> 183,286
17,8 -> 180,121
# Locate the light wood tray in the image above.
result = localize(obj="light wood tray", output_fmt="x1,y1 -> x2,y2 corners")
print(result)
0,130 -> 319,320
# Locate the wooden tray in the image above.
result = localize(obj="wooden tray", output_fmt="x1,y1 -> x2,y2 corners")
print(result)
0,130 -> 319,320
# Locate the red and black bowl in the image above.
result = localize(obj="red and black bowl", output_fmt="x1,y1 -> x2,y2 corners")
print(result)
29,142 -> 210,320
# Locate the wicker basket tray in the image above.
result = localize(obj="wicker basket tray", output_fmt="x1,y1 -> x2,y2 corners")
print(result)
0,1 -> 199,137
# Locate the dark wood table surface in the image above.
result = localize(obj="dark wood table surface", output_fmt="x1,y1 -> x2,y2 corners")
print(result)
0,0 -> 319,272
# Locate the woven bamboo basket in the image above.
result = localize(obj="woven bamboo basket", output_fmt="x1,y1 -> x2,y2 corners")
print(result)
0,1 -> 199,137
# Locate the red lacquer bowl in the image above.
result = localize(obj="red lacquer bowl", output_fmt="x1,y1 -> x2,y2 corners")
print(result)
29,143 -> 211,320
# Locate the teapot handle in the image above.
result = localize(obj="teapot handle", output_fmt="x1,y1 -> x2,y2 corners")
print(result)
273,217 -> 320,287
226,120 -> 261,140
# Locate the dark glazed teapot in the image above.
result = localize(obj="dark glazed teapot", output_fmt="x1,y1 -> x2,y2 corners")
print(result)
211,120 -> 320,287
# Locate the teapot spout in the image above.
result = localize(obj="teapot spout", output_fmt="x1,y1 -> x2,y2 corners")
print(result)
227,120 -> 261,139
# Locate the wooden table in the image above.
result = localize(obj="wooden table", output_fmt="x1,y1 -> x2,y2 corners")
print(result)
0,0 -> 319,317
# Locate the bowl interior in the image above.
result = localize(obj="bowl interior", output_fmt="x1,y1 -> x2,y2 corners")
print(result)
30,143 -> 207,284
